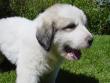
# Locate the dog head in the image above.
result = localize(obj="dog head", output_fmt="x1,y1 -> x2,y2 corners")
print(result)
36,4 -> 93,60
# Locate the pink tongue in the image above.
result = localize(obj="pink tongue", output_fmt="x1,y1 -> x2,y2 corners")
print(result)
67,50 -> 81,60
67,53 -> 78,60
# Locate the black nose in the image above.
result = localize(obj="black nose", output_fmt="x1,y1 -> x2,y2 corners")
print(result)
88,38 -> 93,47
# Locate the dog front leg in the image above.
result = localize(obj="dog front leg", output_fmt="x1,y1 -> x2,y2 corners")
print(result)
16,60 -> 40,83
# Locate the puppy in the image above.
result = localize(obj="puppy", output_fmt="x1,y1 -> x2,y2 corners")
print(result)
0,4 -> 93,83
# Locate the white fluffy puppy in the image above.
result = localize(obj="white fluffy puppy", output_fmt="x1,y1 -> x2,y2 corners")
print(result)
0,4 -> 93,83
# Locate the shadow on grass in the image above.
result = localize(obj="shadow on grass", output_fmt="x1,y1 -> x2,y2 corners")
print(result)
0,57 -> 16,72
56,69 -> 99,83
0,0 -> 17,18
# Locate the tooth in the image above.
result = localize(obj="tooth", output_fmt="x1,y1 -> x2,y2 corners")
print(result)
73,55 -> 78,60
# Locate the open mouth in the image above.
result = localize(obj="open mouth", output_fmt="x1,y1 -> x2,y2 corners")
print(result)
63,45 -> 81,60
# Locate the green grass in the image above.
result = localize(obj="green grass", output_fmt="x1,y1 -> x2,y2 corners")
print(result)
0,35 -> 110,83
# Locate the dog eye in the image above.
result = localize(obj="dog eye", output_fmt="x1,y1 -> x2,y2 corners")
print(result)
63,23 -> 76,30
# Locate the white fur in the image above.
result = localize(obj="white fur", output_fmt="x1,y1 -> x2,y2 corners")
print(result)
0,4 -> 93,83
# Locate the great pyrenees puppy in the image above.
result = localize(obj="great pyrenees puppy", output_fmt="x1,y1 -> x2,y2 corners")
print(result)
0,4 -> 93,83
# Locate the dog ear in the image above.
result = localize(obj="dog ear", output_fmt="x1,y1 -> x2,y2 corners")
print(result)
36,21 -> 56,51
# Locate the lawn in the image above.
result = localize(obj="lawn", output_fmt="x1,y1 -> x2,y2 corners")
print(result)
0,35 -> 110,83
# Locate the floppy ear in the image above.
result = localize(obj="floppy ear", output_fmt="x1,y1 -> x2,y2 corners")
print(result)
36,21 -> 56,51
